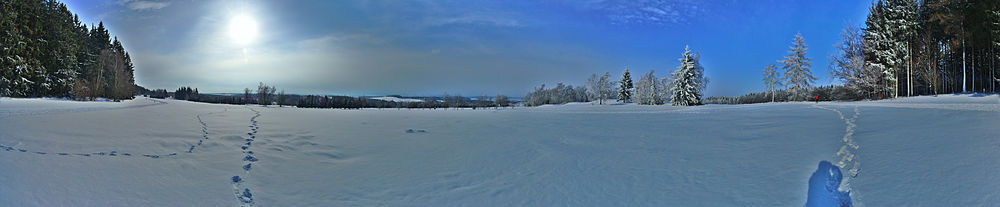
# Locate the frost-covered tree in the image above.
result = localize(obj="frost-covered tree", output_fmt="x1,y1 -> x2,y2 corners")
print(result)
634,70 -> 664,105
657,76 -> 671,103
670,46 -> 707,106
617,68 -> 633,103
781,33 -> 817,101
586,74 -> 600,104
762,63 -> 781,102
831,25 -> 879,99
523,83 -> 589,106
587,72 -> 615,104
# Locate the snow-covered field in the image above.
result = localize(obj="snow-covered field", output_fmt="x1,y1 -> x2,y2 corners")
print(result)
0,94 -> 997,206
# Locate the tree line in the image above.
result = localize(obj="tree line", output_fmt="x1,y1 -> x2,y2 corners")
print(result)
831,0 -> 1000,99
715,0 -> 1000,105
1,0 -> 135,100
143,82 -> 514,109
714,1 -> 1000,105
524,46 -> 708,106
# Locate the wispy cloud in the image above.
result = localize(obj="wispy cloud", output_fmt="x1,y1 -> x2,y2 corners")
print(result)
295,33 -> 389,51
579,0 -> 706,25
119,0 -> 170,11
426,14 -> 522,27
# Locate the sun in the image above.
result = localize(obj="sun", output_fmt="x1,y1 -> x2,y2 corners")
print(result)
228,14 -> 258,46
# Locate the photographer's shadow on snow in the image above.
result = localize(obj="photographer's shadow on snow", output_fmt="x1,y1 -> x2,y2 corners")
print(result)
805,161 -> 852,207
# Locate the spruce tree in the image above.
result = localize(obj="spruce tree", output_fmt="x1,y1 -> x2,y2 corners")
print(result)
781,33 -> 816,101
1,1 -> 37,97
864,0 -> 907,98
670,46 -> 706,106
617,68 -> 633,103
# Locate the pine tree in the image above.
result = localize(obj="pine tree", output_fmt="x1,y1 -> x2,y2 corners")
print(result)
781,33 -> 817,101
761,63 -> 780,102
670,46 -> 707,106
617,68 -> 633,103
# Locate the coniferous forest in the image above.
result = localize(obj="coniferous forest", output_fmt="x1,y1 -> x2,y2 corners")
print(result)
831,0 -> 1000,99
1,0 -> 134,100
710,0 -> 1000,104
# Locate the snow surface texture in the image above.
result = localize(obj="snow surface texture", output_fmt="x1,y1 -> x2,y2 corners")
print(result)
0,94 -> 998,206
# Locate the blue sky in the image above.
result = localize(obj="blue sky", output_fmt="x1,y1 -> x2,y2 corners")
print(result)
63,0 -> 872,97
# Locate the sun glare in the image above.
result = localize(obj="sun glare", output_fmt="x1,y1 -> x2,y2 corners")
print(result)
228,15 -> 258,45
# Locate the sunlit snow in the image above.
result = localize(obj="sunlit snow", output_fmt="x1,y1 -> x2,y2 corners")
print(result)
0,94 -> 998,206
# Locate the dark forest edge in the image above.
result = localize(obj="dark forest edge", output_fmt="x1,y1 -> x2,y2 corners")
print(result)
1,0 -> 135,101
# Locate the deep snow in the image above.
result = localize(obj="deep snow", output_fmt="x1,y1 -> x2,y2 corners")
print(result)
0,94 -> 997,206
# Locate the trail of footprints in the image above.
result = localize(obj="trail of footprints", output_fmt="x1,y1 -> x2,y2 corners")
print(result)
813,104 -> 862,191
0,108 -> 227,159
189,108 -> 228,153
0,144 -> 176,158
232,107 -> 261,206
2,105 -> 270,205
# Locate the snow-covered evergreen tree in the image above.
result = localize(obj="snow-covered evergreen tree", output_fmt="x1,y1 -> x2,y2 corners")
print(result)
670,46 -> 707,106
761,63 -> 780,102
883,0 -> 918,97
781,33 -> 816,101
617,68 -> 633,103
0,1 -> 135,99
864,0 -> 918,99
